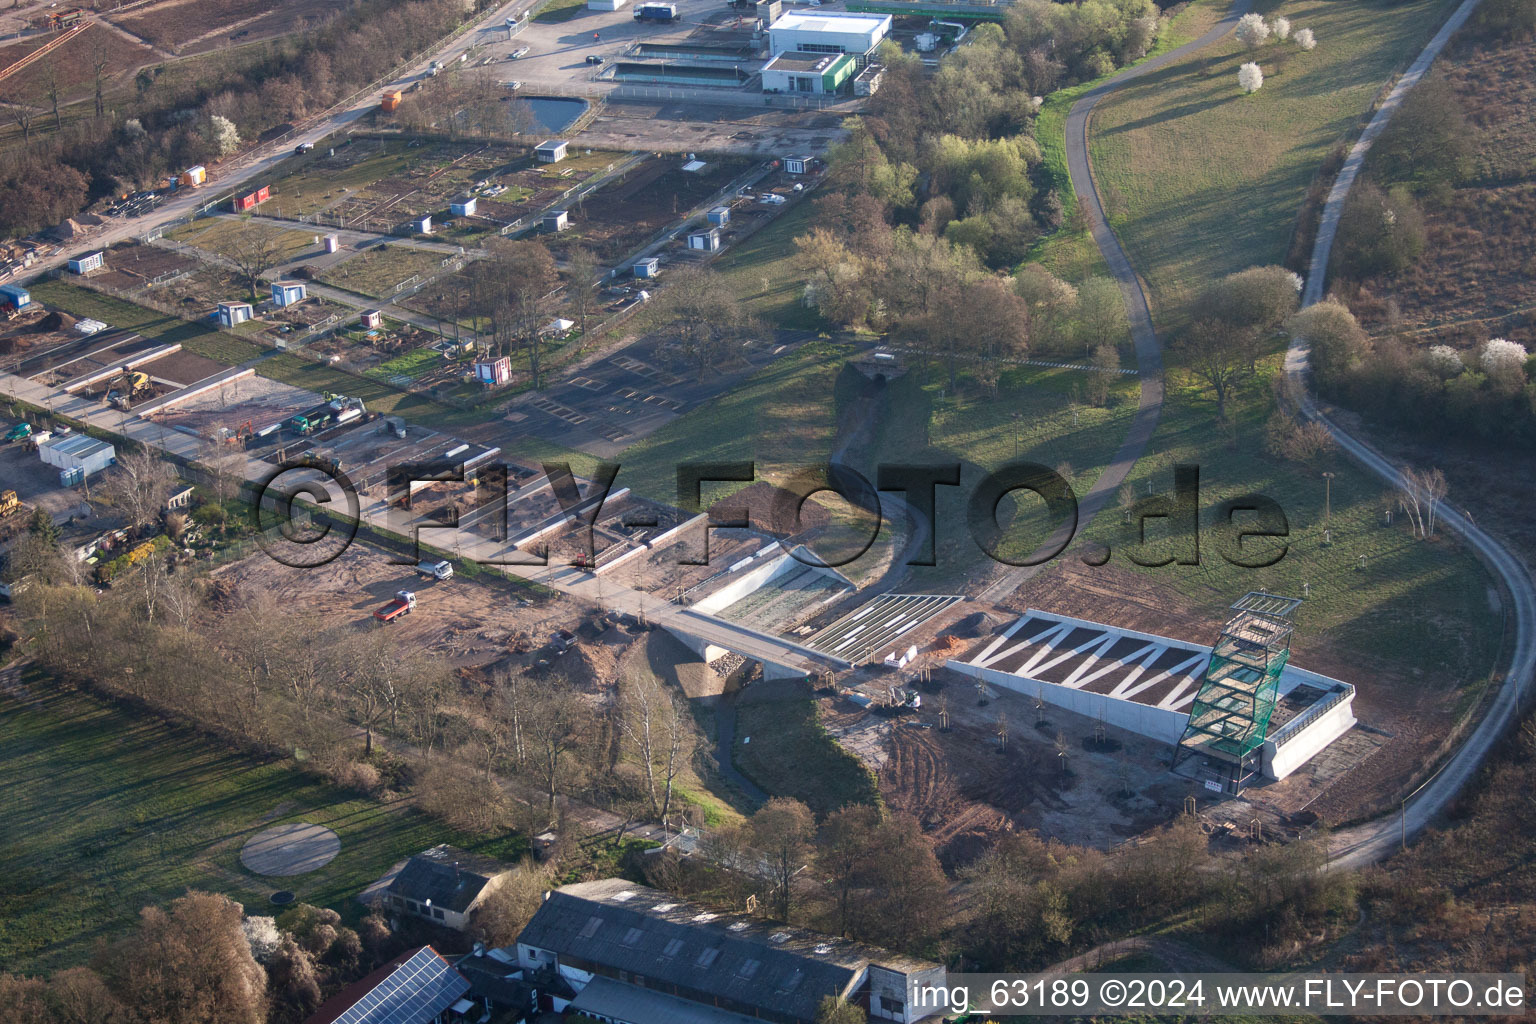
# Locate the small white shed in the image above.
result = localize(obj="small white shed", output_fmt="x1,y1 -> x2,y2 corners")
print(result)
535,140 -> 569,164
271,281 -> 307,307
217,301 -> 253,327
686,227 -> 721,252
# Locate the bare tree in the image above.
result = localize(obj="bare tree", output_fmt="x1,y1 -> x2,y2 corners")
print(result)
524,673 -> 590,811
42,60 -> 61,129
617,666 -> 695,826
91,33 -> 112,118
470,860 -> 555,947
751,797 -> 815,922
565,246 -> 600,340
102,448 -> 176,531
645,266 -> 754,380
215,225 -> 286,301
1177,319 -> 1254,419
100,891 -> 267,1024
1397,466 -> 1448,538
478,238 -> 557,382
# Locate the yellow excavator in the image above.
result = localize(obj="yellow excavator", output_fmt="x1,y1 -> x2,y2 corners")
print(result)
0,490 -> 20,517
106,370 -> 150,411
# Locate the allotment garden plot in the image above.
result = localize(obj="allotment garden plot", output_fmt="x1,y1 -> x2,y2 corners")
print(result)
267,136 -> 626,235
538,154 -> 754,262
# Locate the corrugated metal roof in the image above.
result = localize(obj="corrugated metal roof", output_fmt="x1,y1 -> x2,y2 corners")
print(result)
517,879 -> 937,1021
42,434 -> 113,459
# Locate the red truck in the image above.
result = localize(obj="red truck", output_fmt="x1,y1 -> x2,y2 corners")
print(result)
373,590 -> 417,623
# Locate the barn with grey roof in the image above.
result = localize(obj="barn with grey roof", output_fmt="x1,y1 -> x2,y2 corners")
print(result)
514,878 -> 944,1023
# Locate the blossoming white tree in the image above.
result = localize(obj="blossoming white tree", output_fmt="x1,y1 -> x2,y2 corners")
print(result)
1480,337 -> 1527,374
1425,345 -> 1463,378
206,115 -> 240,157
1238,62 -> 1264,94
1295,27 -> 1316,50
1235,12 -> 1270,47
1271,16 -> 1291,40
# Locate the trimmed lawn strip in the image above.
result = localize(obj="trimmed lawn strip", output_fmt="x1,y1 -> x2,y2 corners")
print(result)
0,679 -> 524,974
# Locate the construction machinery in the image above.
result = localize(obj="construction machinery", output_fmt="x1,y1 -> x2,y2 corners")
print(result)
106,370 -> 150,411
0,490 -> 20,517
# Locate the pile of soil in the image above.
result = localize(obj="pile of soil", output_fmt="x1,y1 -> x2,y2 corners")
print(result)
35,311 -> 76,332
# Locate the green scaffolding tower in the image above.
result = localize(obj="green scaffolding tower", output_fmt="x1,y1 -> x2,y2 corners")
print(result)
1171,592 -> 1303,794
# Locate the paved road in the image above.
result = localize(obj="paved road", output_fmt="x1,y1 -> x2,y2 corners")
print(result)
16,0 -> 541,280
1068,0 -> 1534,868
1284,0 -> 1533,869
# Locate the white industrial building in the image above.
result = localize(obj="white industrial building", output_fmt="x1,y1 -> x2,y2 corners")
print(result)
768,11 -> 890,57
948,607 -> 1357,785
38,433 -> 116,481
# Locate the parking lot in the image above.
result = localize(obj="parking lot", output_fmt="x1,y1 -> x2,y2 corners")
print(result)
487,0 -> 755,94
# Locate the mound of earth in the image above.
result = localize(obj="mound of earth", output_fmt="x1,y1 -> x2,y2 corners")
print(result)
35,311 -> 76,332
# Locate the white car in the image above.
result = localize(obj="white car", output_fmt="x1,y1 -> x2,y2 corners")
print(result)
760,193 -> 787,205
510,45 -> 530,58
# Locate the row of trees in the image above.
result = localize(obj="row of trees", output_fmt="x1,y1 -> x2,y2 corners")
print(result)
795,208 -> 1134,389
0,890 -> 451,1024
0,0 -> 492,236
847,1 -> 1163,272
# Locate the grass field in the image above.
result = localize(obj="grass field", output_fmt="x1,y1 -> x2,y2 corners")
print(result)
534,0 -> 588,22
712,199 -> 823,331
1075,345 -> 1499,682
1024,0 -> 1227,282
856,363 -> 1141,588
171,217 -> 323,263
733,698 -> 880,818
613,341 -> 852,502
1086,0 -> 1458,325
27,280 -> 267,366
258,353 -> 459,420
320,246 -> 447,299
0,679 -> 524,974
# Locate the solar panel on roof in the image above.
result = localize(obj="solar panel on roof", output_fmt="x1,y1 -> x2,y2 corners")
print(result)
331,948 -> 470,1024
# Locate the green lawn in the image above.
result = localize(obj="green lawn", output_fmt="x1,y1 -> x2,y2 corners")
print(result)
0,679 -> 525,974
371,346 -> 448,380
27,280 -> 266,365
1075,347 -> 1499,685
1086,0 -> 1458,324
856,363 -> 1141,589
258,353 -> 459,420
320,246 -> 447,300
171,217 -> 324,263
1024,0 -> 1227,282
733,698 -> 880,818
533,0 -> 588,23
712,199 -> 824,330
612,341 -> 851,503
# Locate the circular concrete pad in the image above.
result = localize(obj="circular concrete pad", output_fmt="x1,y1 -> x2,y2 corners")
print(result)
240,823 -> 340,876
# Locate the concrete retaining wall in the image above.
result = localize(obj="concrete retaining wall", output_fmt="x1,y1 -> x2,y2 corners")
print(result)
132,366 -> 254,418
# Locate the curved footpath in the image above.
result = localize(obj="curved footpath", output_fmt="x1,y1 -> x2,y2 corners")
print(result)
1067,0 -> 1535,868
976,0 -> 1256,606
1285,0 -> 1534,869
